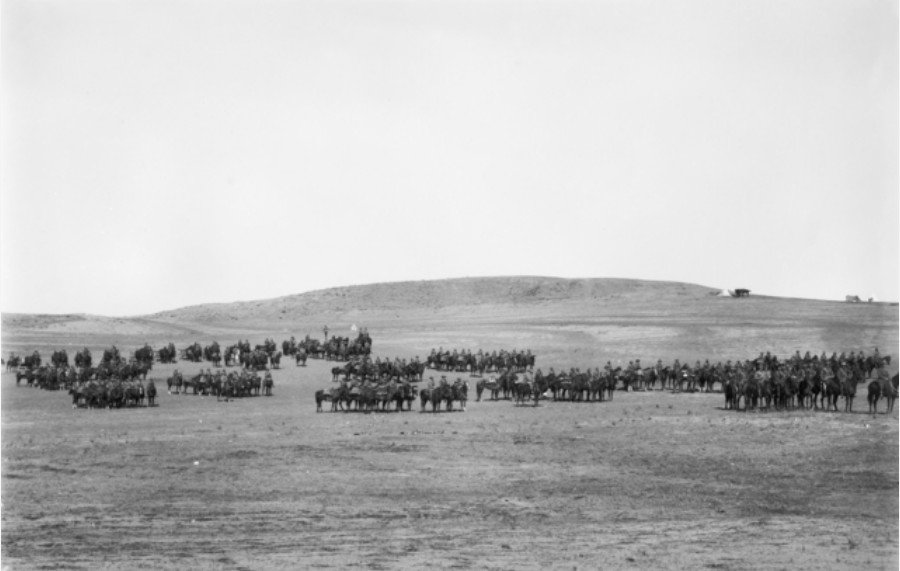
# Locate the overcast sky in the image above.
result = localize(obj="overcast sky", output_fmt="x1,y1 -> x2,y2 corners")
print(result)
2,0 -> 897,316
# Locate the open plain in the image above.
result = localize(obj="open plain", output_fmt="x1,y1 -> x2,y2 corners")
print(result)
2,278 -> 898,570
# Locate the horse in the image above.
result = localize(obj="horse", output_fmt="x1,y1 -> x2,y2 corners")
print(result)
402,383 -> 418,411
676,369 -> 696,393
420,387 -> 443,412
741,375 -> 761,411
724,377 -> 739,410
16,369 -> 33,387
182,374 -> 201,395
823,370 -> 842,412
146,380 -> 157,406
520,372 -> 548,406
512,377 -> 533,406
879,373 -> 898,414
106,382 -> 125,409
315,389 -> 332,412
124,383 -> 145,407
796,373 -> 812,409
867,381 -> 882,414
497,370 -> 518,400
6,355 -> 21,371
167,373 -> 183,394
353,384 -> 377,413
476,376 -> 502,401
69,386 -> 86,408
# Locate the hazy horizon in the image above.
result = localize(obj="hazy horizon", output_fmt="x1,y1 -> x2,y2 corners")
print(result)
2,0 -> 897,315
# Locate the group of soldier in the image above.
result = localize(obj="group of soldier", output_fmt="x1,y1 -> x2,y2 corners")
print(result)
167,367 -> 274,398
426,347 -> 535,374
612,348 -> 891,388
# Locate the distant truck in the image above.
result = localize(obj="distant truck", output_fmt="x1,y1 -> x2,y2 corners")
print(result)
729,289 -> 750,298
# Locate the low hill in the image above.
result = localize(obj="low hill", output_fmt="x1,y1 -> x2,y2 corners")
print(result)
2,277 -> 897,370
143,277 -> 719,324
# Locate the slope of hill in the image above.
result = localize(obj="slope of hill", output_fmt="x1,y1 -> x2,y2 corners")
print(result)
2,277 -> 897,370
142,277 -> 720,324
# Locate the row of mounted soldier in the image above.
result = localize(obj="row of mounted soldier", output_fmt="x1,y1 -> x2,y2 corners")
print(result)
6,330 -> 374,374
317,374 -> 470,413
314,349 -> 539,413
175,332 -> 373,368
426,348 -> 534,374
7,341 -> 895,415
5,331 -> 371,408
317,348 -> 896,413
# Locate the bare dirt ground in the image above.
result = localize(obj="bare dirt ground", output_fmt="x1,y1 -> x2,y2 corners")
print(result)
3,361 -> 897,570
1,281 -> 898,570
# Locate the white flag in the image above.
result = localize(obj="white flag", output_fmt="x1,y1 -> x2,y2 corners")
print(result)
350,324 -> 358,332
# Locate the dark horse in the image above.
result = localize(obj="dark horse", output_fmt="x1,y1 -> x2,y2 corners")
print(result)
873,373 -> 899,414
420,386 -> 443,412
167,373 -> 183,394
476,377 -> 501,401
315,389 -> 332,412
146,380 -> 157,406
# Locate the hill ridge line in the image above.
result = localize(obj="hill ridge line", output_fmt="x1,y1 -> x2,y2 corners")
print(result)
141,276 -> 719,319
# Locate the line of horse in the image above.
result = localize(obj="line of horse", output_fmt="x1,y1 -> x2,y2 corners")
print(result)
723,363 -> 898,414
283,332 -> 373,362
315,380 -> 420,413
330,357 -> 426,384
4,330 -> 373,377
15,361 -> 152,391
471,352 -> 898,415
69,379 -> 157,409
476,369 -> 613,405
315,376 -> 470,413
166,369 -> 274,398
426,348 -> 535,375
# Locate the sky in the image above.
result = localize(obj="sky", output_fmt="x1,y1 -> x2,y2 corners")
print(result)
1,0 -> 898,316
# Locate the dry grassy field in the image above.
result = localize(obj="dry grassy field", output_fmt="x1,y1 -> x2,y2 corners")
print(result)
2,278 -> 898,570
